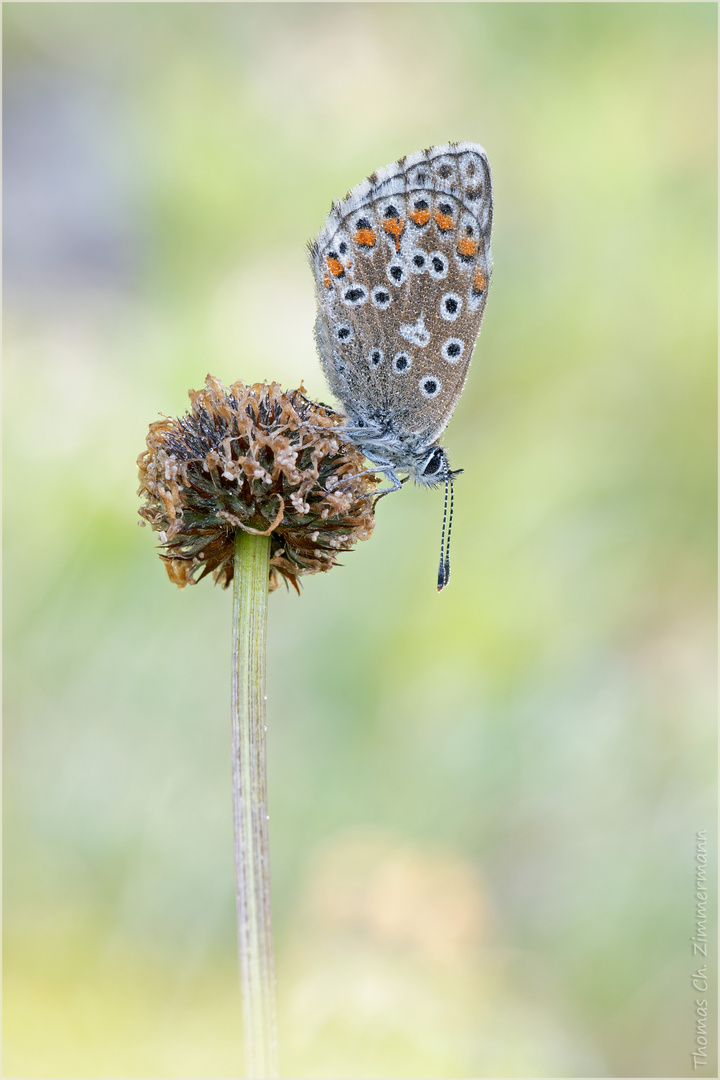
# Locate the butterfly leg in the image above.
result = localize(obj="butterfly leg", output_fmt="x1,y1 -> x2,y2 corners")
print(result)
365,466 -> 406,500
327,462 -> 405,500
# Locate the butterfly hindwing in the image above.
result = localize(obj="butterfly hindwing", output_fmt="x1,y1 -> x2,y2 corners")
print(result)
310,141 -> 493,452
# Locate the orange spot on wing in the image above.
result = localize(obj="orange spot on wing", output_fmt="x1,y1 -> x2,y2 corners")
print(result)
458,237 -> 479,257
435,209 -> 455,231
473,268 -> 487,294
322,273 -> 332,289
326,256 -> 345,277
353,228 -> 376,247
409,208 -> 431,227
382,217 -> 405,250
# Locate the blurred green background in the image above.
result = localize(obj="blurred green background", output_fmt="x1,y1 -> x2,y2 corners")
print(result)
3,4 -> 716,1077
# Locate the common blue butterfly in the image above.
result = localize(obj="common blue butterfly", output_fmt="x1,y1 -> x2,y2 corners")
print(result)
310,142 -> 493,588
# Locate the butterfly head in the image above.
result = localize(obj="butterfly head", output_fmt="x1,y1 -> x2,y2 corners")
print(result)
416,445 -> 458,488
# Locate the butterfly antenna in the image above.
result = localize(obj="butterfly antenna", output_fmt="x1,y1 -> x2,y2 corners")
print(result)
444,472 -> 455,587
437,469 -> 450,592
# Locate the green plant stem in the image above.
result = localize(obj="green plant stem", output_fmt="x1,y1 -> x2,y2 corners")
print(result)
232,529 -> 277,1078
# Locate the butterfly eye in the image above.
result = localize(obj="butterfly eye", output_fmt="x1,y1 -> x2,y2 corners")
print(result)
422,447 -> 445,475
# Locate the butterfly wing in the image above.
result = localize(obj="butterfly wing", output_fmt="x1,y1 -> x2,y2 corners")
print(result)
310,142 -> 493,446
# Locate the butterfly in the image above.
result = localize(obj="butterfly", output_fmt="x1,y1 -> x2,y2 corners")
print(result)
309,142 -> 493,589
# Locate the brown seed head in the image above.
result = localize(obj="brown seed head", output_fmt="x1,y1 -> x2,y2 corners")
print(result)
137,375 -> 378,592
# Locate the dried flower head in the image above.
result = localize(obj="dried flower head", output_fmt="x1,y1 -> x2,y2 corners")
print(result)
138,376 -> 378,592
